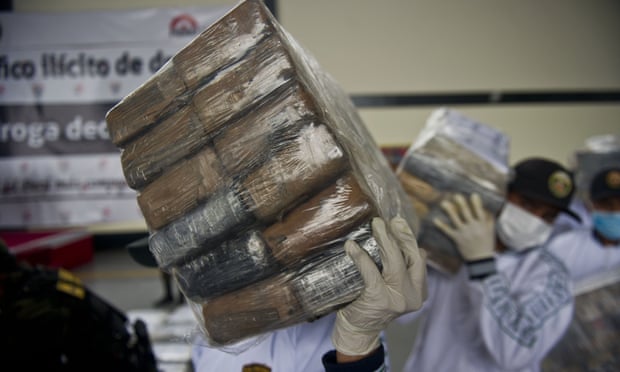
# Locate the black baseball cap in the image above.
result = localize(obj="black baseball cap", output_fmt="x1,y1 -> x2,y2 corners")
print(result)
508,157 -> 580,221
590,167 -> 620,201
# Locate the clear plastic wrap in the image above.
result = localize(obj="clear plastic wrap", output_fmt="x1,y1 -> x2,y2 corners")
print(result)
105,0 -> 416,350
396,108 -> 510,274
573,134 -> 620,202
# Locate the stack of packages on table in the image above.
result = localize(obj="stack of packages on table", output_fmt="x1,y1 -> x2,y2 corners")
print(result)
105,0 -> 416,349
395,108 -> 510,274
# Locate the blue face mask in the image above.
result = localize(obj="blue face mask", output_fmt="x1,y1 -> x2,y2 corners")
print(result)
592,211 -> 620,241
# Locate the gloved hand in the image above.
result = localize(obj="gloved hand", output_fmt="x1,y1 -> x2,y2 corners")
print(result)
433,193 -> 495,262
332,216 -> 427,357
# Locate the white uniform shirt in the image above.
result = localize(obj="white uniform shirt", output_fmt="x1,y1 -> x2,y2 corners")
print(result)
546,227 -> 620,284
551,198 -> 591,239
400,248 -> 574,372
191,313 -> 337,372
191,311 -> 390,372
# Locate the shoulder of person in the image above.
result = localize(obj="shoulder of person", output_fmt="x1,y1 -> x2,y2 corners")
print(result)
547,226 -> 593,249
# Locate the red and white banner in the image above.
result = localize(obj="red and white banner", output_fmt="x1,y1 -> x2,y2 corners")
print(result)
0,6 -> 230,228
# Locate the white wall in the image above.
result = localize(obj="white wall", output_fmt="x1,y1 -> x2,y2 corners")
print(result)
280,0 -> 620,165
14,0 -> 620,165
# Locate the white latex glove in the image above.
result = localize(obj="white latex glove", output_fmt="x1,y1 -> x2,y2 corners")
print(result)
434,193 -> 495,262
332,216 -> 427,357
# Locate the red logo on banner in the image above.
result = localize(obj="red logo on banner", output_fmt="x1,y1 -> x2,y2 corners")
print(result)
170,14 -> 198,36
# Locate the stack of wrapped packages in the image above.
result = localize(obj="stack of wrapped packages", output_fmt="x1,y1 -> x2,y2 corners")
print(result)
396,108 -> 510,274
105,0 -> 416,349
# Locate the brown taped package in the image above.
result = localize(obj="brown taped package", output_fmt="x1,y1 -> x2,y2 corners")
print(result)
263,173 -> 375,266
120,106 -> 207,190
105,62 -> 187,146
190,36 -> 296,135
201,274 -> 303,345
213,83 -> 319,176
398,171 -> 442,204
172,0 -> 276,89
137,146 -> 227,230
240,123 -> 349,222
105,0 -> 417,349
106,0 -> 276,146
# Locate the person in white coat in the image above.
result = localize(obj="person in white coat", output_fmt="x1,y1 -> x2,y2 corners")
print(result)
400,157 -> 578,372
191,216 -> 427,372
547,166 -> 620,283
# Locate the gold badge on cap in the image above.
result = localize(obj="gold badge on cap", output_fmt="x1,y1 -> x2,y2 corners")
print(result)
548,171 -> 573,198
606,170 -> 620,189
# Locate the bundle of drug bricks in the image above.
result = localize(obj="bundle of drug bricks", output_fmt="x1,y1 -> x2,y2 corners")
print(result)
106,0 -> 416,348
396,108 -> 510,274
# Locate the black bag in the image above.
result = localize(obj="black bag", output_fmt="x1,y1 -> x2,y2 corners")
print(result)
0,243 -> 158,372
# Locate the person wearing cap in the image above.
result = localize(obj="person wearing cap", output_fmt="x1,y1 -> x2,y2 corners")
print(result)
547,166 -> 620,282
398,157 -> 576,372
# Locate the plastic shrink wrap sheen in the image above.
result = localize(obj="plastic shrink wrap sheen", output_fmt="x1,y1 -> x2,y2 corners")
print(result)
573,134 -> 620,202
105,0 -> 416,350
396,108 -> 510,274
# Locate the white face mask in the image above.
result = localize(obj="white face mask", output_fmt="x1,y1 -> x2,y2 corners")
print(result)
496,202 -> 553,251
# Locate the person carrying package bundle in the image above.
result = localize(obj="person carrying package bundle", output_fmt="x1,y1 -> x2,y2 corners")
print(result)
398,157 -> 578,372
105,1 -> 429,370
551,133 -> 620,236
396,108 -> 512,275
542,165 -> 620,370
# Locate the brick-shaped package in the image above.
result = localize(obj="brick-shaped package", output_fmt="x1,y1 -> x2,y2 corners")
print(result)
105,0 -> 417,348
396,108 -> 510,274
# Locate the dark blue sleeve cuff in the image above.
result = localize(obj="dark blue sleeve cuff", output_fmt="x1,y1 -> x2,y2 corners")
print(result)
322,344 -> 385,372
466,257 -> 497,280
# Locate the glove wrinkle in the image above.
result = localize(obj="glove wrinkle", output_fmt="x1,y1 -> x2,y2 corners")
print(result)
332,216 -> 427,356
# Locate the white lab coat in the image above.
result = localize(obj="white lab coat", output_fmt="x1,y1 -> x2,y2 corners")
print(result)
546,226 -> 620,284
400,247 -> 574,372
551,197 -> 590,238
190,312 -> 391,371
191,312 -> 336,372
